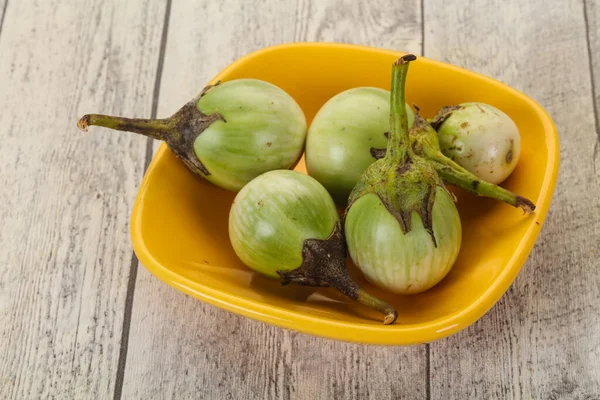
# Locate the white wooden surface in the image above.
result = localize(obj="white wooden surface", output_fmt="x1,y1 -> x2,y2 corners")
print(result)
0,0 -> 599,399
0,0 -> 165,398
587,0 -> 600,151
0,0 -> 7,32
426,1 -> 600,398
125,1 -> 427,399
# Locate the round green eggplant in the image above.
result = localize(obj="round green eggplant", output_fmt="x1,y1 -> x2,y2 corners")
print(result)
229,170 -> 338,278
78,79 -> 307,191
229,169 -> 398,324
433,102 -> 521,184
345,189 -> 461,294
305,87 -> 415,205
344,55 -> 462,296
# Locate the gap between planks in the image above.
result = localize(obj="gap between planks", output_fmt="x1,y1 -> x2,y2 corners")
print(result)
112,1 -> 173,399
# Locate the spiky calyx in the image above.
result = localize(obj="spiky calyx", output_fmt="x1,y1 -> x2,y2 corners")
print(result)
429,105 -> 461,130
347,153 -> 444,246
278,222 -> 398,324
345,54 -> 448,246
78,82 -> 224,178
370,112 -> 536,214
411,113 -> 535,213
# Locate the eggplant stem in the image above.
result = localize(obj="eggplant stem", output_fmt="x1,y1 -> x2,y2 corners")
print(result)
357,289 -> 398,325
77,96 -> 223,178
387,54 -> 416,162
323,273 -> 398,325
77,114 -> 171,141
408,113 -> 535,213
278,222 -> 398,324
430,155 -> 535,213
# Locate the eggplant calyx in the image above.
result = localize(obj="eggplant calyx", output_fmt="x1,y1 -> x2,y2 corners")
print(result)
370,147 -> 386,160
408,114 -> 537,213
346,55 -> 441,247
429,105 -> 462,130
372,113 -> 443,161
77,83 -> 226,178
347,154 -> 442,247
411,113 -> 442,149
277,222 -> 398,325
167,98 -> 225,177
198,80 -> 221,97
409,115 -> 537,214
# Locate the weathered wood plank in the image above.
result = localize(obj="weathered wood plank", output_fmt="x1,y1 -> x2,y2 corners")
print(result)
0,0 -> 7,34
0,1 -> 166,398
585,0 -> 600,172
123,1 -> 426,399
425,0 -> 600,398
151,0 -> 422,131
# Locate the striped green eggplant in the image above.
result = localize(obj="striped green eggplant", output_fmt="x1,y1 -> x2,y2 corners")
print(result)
305,87 -> 414,206
78,79 -> 307,191
344,55 -> 462,295
229,169 -> 397,324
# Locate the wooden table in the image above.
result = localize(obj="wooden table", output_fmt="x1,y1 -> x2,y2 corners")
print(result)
1,0 -> 599,398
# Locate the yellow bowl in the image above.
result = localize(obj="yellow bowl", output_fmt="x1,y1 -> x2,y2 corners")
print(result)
130,43 -> 559,345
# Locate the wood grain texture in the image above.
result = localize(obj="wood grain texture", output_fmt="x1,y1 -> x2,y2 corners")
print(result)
585,0 -> 600,174
124,1 -> 426,399
0,0 -> 7,34
151,0 -> 422,126
0,1 -> 166,398
425,0 -> 600,398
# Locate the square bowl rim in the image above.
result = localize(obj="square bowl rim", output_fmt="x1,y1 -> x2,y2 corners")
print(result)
130,42 -> 560,345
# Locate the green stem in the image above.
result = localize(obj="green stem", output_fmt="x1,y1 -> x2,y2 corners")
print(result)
427,152 -> 535,213
409,115 -> 535,213
324,276 -> 398,325
387,54 -> 417,162
357,289 -> 398,325
278,222 -> 398,325
77,114 -> 172,141
78,100 -> 218,178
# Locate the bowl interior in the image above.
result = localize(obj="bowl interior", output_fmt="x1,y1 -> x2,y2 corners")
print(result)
132,43 -> 557,343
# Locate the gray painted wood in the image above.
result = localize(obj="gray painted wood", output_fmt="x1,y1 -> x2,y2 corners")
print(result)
425,0 -> 600,398
0,1 -> 166,398
2,0 -> 598,398
151,0 -> 422,133
123,1 -> 427,399
0,0 -> 7,33
586,0 -> 600,172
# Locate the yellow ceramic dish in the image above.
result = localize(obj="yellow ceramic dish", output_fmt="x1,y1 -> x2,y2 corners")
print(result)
130,43 -> 559,345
